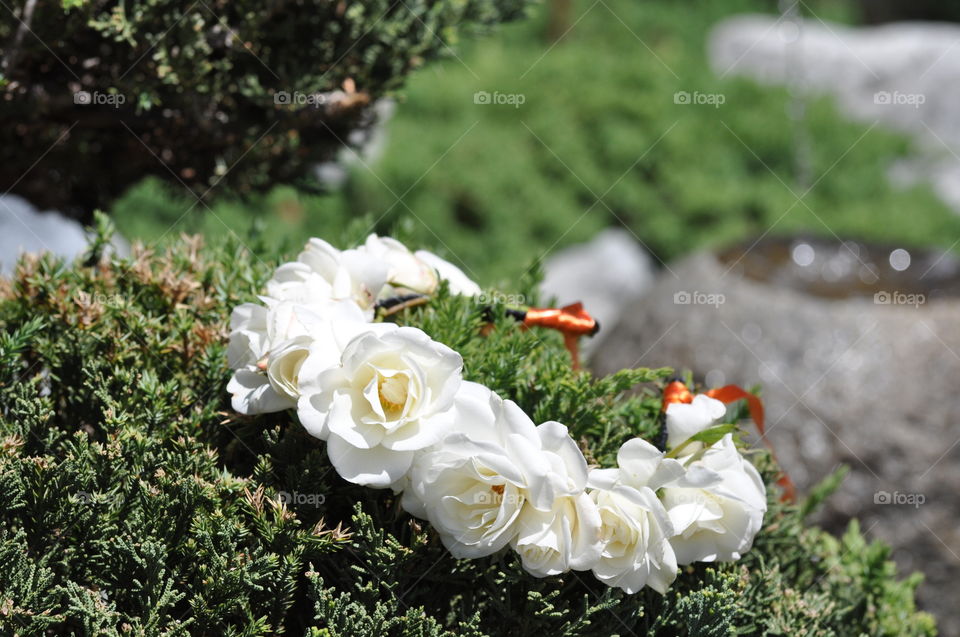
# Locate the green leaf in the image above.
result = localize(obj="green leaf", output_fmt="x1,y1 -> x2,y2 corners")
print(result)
666,424 -> 738,458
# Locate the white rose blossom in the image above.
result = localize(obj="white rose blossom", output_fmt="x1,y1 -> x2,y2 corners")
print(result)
359,234 -> 440,296
510,420 -> 602,577
296,326 -> 463,488
661,434 -> 767,564
358,233 -> 482,298
665,394 -> 727,453
265,238 -> 388,316
659,393 -> 768,564
403,382 -> 600,574
226,299 -> 367,414
414,249 -> 482,297
267,235 -> 482,313
586,438 -> 685,594
512,490 -> 602,577
400,382 -> 540,556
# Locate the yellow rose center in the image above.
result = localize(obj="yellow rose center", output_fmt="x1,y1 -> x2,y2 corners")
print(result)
378,374 -> 408,417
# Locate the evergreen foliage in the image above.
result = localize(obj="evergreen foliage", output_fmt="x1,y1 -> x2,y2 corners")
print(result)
0,0 -> 530,215
0,222 -> 937,635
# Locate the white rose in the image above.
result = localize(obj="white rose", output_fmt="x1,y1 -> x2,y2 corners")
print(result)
589,485 -> 677,594
264,238 -> 388,315
263,262 -> 335,307
226,302 -> 271,372
665,394 -> 727,453
395,380 -> 511,520
510,420 -> 602,577
296,326 -> 463,488
293,320 -> 399,440
264,336 -> 313,403
297,237 -> 343,283
404,433 -> 530,558
360,234 -> 439,296
227,365 -> 299,415
586,438 -> 685,594
226,299 -> 367,415
662,435 -> 767,564
404,384 -> 594,564
414,249 -> 482,297
512,491 -> 602,577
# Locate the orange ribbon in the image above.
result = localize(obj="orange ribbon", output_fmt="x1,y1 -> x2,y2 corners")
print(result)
663,380 -> 796,503
662,380 -> 694,411
520,302 -> 599,369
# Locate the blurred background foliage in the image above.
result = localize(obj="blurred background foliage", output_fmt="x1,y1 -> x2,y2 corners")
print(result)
1,0 -> 528,216
110,0 -> 960,285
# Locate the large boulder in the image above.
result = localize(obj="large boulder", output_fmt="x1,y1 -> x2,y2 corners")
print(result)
592,239 -> 960,633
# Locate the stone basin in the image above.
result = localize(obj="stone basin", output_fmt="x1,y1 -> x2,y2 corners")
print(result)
592,236 -> 960,632
718,236 -> 960,300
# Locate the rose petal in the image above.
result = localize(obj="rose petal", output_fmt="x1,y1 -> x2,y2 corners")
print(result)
326,433 -> 415,487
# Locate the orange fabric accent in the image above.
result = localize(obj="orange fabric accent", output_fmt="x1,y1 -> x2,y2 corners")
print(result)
522,302 -> 599,370
522,302 -> 597,337
776,476 -> 797,503
563,333 -> 581,370
661,380 -> 694,411
705,385 -> 765,433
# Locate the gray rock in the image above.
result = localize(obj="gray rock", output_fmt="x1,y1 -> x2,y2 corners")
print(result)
709,15 -> 960,213
592,242 -> 960,633
0,195 -> 129,273
540,228 -> 655,354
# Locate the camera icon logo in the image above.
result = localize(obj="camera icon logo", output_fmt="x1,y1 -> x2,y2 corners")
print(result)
473,90 -> 491,105
874,291 -> 891,305
74,90 -> 92,105
674,290 -> 692,304
274,91 -> 291,105
673,91 -> 691,105
874,91 -> 891,105
874,490 -> 891,504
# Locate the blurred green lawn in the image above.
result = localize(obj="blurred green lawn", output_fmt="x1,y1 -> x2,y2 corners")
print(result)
111,0 -> 960,287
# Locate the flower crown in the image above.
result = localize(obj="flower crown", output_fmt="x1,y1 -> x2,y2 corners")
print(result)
227,234 -> 767,594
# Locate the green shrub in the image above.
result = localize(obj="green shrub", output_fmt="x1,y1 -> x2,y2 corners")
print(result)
0,223 -> 936,635
0,0 -> 529,216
